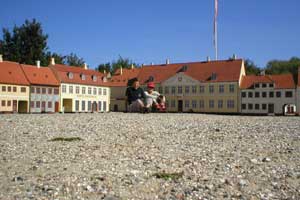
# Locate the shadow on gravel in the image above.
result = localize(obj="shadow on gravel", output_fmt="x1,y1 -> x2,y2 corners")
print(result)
48,137 -> 83,142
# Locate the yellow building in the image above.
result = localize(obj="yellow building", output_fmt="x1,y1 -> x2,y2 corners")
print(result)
108,58 -> 245,113
50,59 -> 110,113
0,58 -> 30,113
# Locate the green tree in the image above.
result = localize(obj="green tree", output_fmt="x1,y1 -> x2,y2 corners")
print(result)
111,56 -> 138,74
0,19 -> 48,65
45,52 -> 65,65
64,53 -> 85,67
96,62 -> 111,73
244,59 -> 261,75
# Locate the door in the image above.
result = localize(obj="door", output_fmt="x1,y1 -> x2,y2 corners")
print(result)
92,102 -> 98,112
55,102 -> 59,112
268,103 -> 274,114
41,101 -> 46,113
114,104 -> 118,112
178,100 -> 183,112
13,100 -> 17,112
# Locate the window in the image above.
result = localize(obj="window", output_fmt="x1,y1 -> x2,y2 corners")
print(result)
255,104 -> 260,110
98,101 -> 102,111
80,74 -> 86,80
248,104 -> 253,110
88,101 -> 92,111
171,87 -> 176,94
36,101 -> 41,108
82,87 -> 86,94
13,87 -> 17,92
75,100 -> 79,111
269,91 -> 274,98
262,83 -> 267,88
88,87 -> 92,94
227,100 -> 234,109
42,88 -> 46,94
68,72 -> 73,79
62,85 -> 66,93
192,100 -> 197,108
21,87 -> 26,93
209,100 -> 214,108
255,92 -> 260,98
48,88 -> 52,94
262,92 -> 267,98
54,88 -> 59,95
192,86 -> 196,93
165,87 -> 169,94
36,88 -> 40,94
98,88 -> 102,95
242,104 -> 246,110
199,85 -> 205,93
209,85 -> 214,93
8,86 -> 11,92
48,101 -> 52,108
93,88 -> 97,95
218,100 -> 223,108
211,73 -> 217,80
7,100 -> 11,107
30,101 -> 34,108
103,89 -> 107,96
242,92 -> 246,98
219,85 -> 224,93
76,86 -> 80,94
255,83 -> 260,88
31,87 -> 35,93
199,100 -> 204,108
276,91 -> 281,97
92,75 -> 97,82
69,86 -> 73,94
229,84 -> 235,93
262,104 -> 267,110
185,100 -> 189,108
285,91 -> 293,98
82,101 -> 86,111
2,86 -> 6,92
171,100 -> 175,107
185,86 -> 189,94
159,87 -> 162,94
178,86 -> 182,94
1,100 -> 5,107
165,100 -> 169,108
248,92 -> 253,98
103,101 -> 107,111
269,83 -> 274,88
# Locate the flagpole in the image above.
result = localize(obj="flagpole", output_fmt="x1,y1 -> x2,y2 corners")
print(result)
214,0 -> 218,60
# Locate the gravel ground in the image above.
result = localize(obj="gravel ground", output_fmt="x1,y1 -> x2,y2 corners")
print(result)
0,113 -> 299,200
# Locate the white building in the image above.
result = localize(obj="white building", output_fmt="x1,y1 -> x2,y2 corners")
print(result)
240,74 -> 296,115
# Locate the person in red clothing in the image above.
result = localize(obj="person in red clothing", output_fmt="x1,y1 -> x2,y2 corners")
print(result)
144,82 -> 166,112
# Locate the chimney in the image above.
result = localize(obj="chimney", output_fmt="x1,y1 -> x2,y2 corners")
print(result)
207,56 -> 211,62
260,70 -> 266,76
131,64 -> 134,69
233,54 -> 237,60
120,67 -> 123,75
151,62 -> 154,66
104,69 -> 106,74
50,57 -> 55,65
36,60 -> 40,68
84,63 -> 88,70
0,54 -> 3,62
166,59 -> 170,65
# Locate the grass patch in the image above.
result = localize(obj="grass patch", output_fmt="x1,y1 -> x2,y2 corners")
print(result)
153,171 -> 183,180
49,137 -> 83,142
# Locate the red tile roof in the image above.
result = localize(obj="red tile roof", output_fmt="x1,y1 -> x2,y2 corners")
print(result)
0,61 -> 30,86
109,59 -> 244,86
50,64 -> 106,86
21,64 -> 59,86
240,74 -> 295,89
108,68 -> 141,87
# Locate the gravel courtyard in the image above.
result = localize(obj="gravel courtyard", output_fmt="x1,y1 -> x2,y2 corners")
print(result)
0,113 -> 299,200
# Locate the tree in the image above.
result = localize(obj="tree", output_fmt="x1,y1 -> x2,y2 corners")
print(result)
44,52 -> 65,65
0,19 -> 48,65
244,59 -> 261,75
64,53 -> 85,67
111,56 -> 138,74
96,62 -> 111,73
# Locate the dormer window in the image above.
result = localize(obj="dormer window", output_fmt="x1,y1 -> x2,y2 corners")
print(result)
92,75 -> 97,82
80,73 -> 86,80
149,76 -> 154,82
68,72 -> 73,79
211,73 -> 217,80
182,65 -> 188,72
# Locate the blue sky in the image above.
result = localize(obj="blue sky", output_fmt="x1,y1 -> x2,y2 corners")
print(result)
0,0 -> 299,69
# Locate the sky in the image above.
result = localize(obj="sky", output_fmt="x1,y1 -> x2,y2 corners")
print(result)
0,0 -> 299,69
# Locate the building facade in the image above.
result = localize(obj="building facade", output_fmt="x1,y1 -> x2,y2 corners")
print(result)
0,59 -> 30,113
240,74 -> 296,115
297,68 -> 300,115
21,63 -> 60,113
50,60 -> 110,113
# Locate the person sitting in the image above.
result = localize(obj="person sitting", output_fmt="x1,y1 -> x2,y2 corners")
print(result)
125,78 -> 145,112
144,82 -> 166,112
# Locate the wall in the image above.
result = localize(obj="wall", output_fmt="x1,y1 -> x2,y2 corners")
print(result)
0,84 -> 30,113
30,86 -> 60,113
